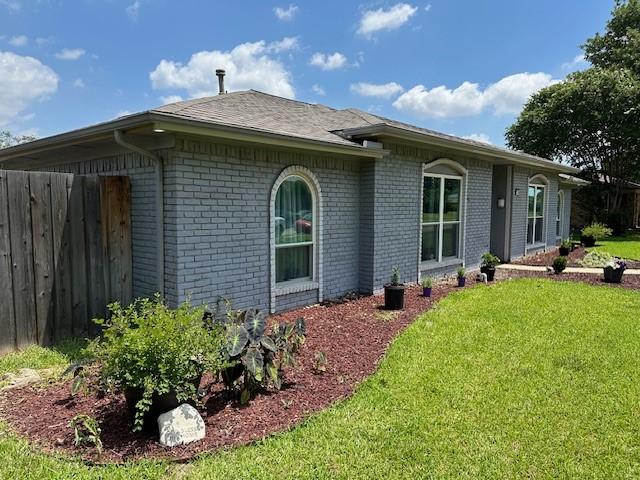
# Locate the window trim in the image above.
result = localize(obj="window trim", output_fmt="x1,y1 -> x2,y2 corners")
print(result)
420,159 -> 467,271
270,166 -> 323,313
556,190 -> 564,238
526,175 -> 548,249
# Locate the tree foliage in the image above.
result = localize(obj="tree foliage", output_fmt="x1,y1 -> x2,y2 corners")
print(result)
506,0 -> 640,217
0,130 -> 37,149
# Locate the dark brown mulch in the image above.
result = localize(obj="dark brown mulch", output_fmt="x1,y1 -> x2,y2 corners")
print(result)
0,279 -> 477,463
495,268 -> 640,290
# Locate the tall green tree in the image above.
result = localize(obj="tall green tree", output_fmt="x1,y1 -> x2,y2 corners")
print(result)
507,0 -> 640,221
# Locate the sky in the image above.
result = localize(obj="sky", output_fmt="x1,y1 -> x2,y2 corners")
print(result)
0,0 -> 615,146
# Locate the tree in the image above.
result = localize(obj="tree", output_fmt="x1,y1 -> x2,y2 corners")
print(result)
0,130 -> 37,149
507,0 -> 640,225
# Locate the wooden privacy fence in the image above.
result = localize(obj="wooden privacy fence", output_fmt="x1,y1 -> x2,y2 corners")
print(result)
0,170 -> 132,353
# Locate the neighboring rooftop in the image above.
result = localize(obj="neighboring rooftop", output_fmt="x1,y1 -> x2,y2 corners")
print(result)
0,89 -> 578,173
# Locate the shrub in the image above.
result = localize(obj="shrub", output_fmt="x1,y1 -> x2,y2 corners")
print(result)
552,256 -> 568,274
457,267 -> 466,278
391,266 -> 401,286
421,276 -> 433,288
85,296 -> 226,431
560,238 -> 572,249
210,301 -> 306,405
481,252 -> 501,268
581,250 -> 614,267
581,222 -> 613,241
69,414 -> 102,454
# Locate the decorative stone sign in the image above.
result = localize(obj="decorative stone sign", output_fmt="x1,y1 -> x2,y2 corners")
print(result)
157,404 -> 205,447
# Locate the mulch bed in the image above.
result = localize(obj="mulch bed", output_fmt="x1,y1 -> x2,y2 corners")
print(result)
496,268 -> 640,290
0,279 -> 477,463
511,245 -> 640,269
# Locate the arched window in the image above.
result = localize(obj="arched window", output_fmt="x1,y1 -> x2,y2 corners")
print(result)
274,175 -> 314,283
421,159 -> 467,264
527,174 -> 548,246
556,191 -> 564,237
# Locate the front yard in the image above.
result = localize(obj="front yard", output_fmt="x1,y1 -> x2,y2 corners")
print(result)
588,232 -> 640,261
2,279 -> 640,479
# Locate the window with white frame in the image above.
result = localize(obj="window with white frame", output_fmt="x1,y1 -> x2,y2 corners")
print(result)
527,184 -> 545,245
274,175 -> 314,283
556,191 -> 564,237
421,173 -> 462,262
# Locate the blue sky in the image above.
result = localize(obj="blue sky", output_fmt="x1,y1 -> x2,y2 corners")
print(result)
0,0 -> 614,145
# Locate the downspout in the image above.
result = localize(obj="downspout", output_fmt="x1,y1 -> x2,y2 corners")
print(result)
114,130 -> 164,297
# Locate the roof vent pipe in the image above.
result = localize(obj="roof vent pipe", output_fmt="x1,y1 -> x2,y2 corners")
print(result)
216,69 -> 226,95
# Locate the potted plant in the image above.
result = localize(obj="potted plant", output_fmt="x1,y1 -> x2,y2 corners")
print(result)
456,267 -> 466,287
85,296 -> 226,432
559,239 -> 571,256
384,266 -> 405,310
480,252 -> 500,281
580,222 -> 613,248
421,276 -> 433,298
552,256 -> 568,274
603,259 -> 627,283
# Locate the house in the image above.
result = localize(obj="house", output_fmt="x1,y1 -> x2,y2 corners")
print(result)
0,73 -> 580,313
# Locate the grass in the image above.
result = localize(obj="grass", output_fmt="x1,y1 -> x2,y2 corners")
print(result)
588,232 -> 640,261
2,279 -> 640,479
0,338 -> 87,378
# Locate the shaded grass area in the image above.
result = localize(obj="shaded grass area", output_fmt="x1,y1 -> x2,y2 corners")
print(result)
589,232 -> 640,260
0,338 -> 87,378
2,280 -> 640,479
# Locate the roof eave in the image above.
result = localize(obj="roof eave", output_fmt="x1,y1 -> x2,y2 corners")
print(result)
341,124 -> 579,174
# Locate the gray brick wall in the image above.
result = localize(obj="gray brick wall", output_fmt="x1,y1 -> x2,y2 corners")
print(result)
546,176 -> 559,247
464,160 -> 493,269
169,139 -> 361,312
561,188 -> 572,239
358,159 -> 376,293
42,153 -> 162,300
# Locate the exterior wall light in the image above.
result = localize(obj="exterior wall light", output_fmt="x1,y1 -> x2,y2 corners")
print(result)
497,197 -> 505,208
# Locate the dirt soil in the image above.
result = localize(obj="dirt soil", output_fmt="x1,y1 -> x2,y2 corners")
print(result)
0,279 -> 476,463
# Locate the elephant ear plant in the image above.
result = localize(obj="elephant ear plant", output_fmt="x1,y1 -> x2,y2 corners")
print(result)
209,300 -> 306,405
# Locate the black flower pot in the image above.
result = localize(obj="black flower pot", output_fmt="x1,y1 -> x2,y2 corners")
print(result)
457,277 -> 466,287
603,266 -> 624,284
384,284 -> 405,310
581,235 -> 596,247
559,246 -> 570,256
124,376 -> 201,433
480,266 -> 496,281
422,287 -> 432,298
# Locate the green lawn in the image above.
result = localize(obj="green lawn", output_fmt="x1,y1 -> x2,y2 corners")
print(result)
2,279 -> 640,479
589,233 -> 640,260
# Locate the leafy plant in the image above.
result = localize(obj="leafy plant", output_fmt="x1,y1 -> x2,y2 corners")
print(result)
421,276 -> 433,288
481,252 -> 501,268
69,414 -> 102,454
391,266 -> 401,286
85,296 -> 226,431
581,250 -> 614,268
552,256 -> 568,274
560,238 -> 572,249
210,300 -> 306,405
313,351 -> 328,373
605,258 -> 628,270
581,222 -> 613,241
457,267 -> 466,278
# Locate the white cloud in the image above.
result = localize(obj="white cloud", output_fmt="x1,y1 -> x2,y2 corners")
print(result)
150,39 -> 295,99
357,3 -> 418,37
350,81 -> 404,99
0,0 -> 20,12
159,95 -> 183,104
562,53 -> 588,71
55,48 -> 85,60
72,78 -> 86,88
0,51 -> 58,127
424,4 -> 431,11
311,84 -> 325,96
393,72 -> 558,118
35,36 -> 53,46
309,52 -> 347,71
8,35 -> 28,47
274,4 -> 298,21
463,133 -> 492,144
126,0 -> 140,19
268,36 -> 299,53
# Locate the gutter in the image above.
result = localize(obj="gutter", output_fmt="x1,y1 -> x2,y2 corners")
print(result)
114,130 -> 164,297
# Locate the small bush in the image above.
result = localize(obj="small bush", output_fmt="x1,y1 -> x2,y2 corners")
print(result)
581,250 -> 614,268
391,266 -> 401,286
69,414 -> 102,454
552,256 -> 568,274
457,267 -> 466,278
86,296 -> 226,431
560,238 -> 572,249
581,222 -> 613,241
481,252 -> 501,268
421,276 -> 433,288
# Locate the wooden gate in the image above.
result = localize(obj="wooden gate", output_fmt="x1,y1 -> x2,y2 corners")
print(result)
0,171 -> 132,353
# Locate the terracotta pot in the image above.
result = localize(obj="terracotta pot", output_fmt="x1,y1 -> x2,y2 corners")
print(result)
384,284 -> 405,310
